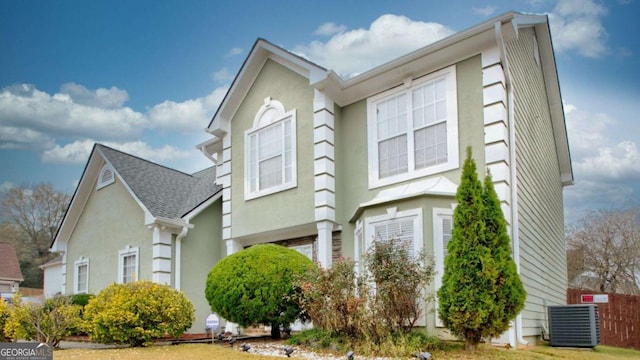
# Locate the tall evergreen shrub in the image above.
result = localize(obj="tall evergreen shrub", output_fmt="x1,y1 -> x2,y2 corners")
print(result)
437,147 -> 525,350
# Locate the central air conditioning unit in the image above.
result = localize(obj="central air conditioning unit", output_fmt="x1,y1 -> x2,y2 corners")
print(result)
548,304 -> 600,347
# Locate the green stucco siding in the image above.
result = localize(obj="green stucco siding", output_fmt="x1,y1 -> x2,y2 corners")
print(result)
65,175 -> 152,294
335,55 -> 484,259
231,59 -> 315,239
181,200 -> 223,333
507,28 -> 567,338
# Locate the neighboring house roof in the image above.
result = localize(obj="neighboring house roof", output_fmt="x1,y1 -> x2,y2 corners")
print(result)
51,144 -> 222,251
39,255 -> 63,269
202,11 -> 572,185
0,242 -> 24,282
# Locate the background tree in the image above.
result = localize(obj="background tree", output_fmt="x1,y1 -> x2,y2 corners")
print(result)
205,244 -> 315,338
0,183 -> 69,288
567,209 -> 640,294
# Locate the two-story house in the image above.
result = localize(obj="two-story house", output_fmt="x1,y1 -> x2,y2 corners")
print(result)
197,11 -> 571,345
51,11 -> 571,346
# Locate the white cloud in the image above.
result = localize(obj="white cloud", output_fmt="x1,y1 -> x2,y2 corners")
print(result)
564,103 -> 615,158
224,47 -> 243,57
548,0 -> 608,57
42,139 -> 193,165
575,141 -> 640,181
59,82 -> 129,109
563,102 -> 640,223
147,87 -> 227,132
41,139 -> 96,164
0,84 -> 147,141
211,67 -> 234,83
314,22 -> 347,36
0,126 -> 55,150
294,14 -> 454,77
0,83 -> 229,154
473,6 -> 497,16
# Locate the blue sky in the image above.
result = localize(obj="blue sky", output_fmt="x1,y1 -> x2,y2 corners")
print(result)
1,0 -> 639,225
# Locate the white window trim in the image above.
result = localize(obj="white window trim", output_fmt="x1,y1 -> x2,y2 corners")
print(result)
363,208 -> 423,256
433,206 -> 454,327
74,257 -> 89,294
118,246 -> 139,284
244,98 -> 297,200
367,65 -> 459,189
97,164 -> 115,190
290,244 -> 313,261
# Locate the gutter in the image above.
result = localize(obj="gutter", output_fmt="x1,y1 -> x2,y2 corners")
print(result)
495,21 -> 528,347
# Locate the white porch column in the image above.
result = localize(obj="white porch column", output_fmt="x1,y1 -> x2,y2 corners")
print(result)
317,220 -> 333,268
224,238 -> 242,334
151,226 -> 172,285
313,89 -> 335,269
225,238 -> 242,256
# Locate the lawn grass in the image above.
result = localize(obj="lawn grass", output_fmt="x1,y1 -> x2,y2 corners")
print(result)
52,342 -> 640,360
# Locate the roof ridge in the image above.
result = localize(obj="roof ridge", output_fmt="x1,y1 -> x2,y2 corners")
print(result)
96,143 -> 195,178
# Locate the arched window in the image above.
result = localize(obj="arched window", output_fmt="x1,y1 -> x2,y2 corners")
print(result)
244,97 -> 297,199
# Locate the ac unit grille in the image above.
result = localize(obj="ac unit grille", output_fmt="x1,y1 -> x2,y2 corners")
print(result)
548,304 -> 600,347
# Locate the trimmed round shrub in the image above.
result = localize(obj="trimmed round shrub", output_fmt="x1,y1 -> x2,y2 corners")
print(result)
205,243 -> 316,338
83,281 -> 194,346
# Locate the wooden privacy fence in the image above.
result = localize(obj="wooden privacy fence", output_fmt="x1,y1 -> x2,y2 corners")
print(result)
567,288 -> 640,350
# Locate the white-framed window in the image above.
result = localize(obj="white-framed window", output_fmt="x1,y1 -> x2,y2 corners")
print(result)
433,207 -> 454,327
364,208 -> 423,257
367,65 -> 459,188
97,164 -> 115,189
118,246 -> 139,284
290,244 -> 313,260
363,207 -> 425,326
244,98 -> 297,200
74,257 -> 89,294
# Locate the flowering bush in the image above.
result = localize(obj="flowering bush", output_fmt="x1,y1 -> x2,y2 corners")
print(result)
83,281 -> 194,346
3,295 -> 82,347
0,299 -> 9,342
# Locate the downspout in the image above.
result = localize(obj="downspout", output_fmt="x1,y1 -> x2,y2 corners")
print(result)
495,21 -> 529,347
175,226 -> 189,291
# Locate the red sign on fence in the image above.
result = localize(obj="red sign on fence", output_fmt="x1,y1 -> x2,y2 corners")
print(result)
581,294 -> 609,303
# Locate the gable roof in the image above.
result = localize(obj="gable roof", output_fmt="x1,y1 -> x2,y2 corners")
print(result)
203,11 -> 572,186
39,254 -> 63,269
0,242 -> 24,282
97,144 -> 220,218
52,144 -> 221,251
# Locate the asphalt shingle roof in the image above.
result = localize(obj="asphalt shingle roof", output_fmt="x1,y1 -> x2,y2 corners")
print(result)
0,242 -> 24,281
97,144 -> 221,219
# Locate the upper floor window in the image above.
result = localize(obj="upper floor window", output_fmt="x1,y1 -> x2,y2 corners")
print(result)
97,164 -> 115,190
245,97 -> 297,200
367,65 -> 459,188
